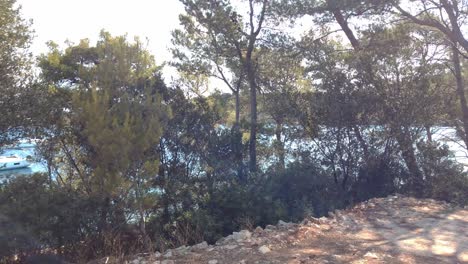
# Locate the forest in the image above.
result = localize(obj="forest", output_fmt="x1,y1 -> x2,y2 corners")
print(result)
1,0 -> 468,262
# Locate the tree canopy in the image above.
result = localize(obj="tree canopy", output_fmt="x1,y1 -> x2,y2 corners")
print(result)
0,0 -> 34,144
1,0 -> 468,263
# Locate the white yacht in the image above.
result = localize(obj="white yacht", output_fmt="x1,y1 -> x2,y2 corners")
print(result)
0,155 -> 30,171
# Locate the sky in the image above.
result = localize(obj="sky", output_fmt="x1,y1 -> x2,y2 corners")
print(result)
17,0 -> 185,79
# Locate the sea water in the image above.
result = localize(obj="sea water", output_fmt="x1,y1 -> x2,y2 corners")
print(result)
0,127 -> 467,180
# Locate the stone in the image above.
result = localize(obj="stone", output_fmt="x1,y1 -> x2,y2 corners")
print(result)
192,241 -> 209,250
364,252 -> 379,259
163,250 -> 172,258
224,244 -> 238,250
153,252 -> 161,258
318,217 -> 328,224
258,245 -> 271,254
175,245 -> 190,255
232,230 -> 252,242
215,237 -> 226,245
208,260 -> 218,264
278,220 -> 291,227
265,225 -> 275,230
254,226 -> 263,233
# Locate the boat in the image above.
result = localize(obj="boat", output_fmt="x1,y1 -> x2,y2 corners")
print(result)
0,155 -> 30,171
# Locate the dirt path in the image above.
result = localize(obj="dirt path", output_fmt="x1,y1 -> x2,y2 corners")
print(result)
124,195 -> 468,264
268,196 -> 468,264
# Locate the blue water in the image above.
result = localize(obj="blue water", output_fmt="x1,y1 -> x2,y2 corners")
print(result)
0,127 -> 467,181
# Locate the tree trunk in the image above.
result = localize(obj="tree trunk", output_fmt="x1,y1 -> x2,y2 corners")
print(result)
249,78 -> 257,173
136,181 -> 152,251
453,45 -> 468,149
98,196 -> 111,251
395,127 -> 424,196
235,90 -> 240,126
352,125 -> 370,160
231,90 -> 246,182
425,125 -> 432,143
331,9 -> 360,50
275,122 -> 285,170
246,56 -> 258,173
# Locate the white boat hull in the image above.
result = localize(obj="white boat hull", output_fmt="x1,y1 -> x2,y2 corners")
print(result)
0,156 -> 30,171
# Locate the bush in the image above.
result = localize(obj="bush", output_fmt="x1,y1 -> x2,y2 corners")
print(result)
0,174 -> 138,262
418,142 -> 468,205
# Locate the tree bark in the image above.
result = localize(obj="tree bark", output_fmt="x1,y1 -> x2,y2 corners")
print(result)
136,180 -> 152,251
235,90 -> 240,126
98,196 -> 111,239
232,90 -> 245,182
275,122 -> 285,170
247,63 -> 258,173
332,9 -> 361,50
352,125 -> 370,160
395,127 -> 424,196
425,125 -> 433,143
244,0 -> 267,174
453,45 -> 468,149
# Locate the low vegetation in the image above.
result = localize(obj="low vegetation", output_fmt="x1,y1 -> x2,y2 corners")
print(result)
1,0 -> 468,263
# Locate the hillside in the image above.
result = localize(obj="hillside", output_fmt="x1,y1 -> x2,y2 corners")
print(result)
107,195 -> 468,264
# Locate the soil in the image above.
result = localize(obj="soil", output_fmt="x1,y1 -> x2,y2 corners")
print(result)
118,195 -> 468,264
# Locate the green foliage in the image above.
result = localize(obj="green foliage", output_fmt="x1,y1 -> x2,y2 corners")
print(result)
33,31 -> 170,258
2,0 -> 468,262
0,0 -> 36,144
418,142 -> 468,205
0,174 -> 101,262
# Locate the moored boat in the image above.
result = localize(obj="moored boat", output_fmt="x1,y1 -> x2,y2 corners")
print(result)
0,155 -> 30,171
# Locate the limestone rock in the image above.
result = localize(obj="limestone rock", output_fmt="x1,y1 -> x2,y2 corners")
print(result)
130,258 -> 143,264
223,244 -> 238,250
215,237 -> 226,245
192,241 -> 209,250
364,252 -> 379,259
174,245 -> 190,255
258,245 -> 271,254
232,230 -> 252,242
163,250 -> 172,258
318,217 -> 328,224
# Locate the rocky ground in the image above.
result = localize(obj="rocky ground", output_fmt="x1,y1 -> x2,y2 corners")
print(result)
98,195 -> 468,264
